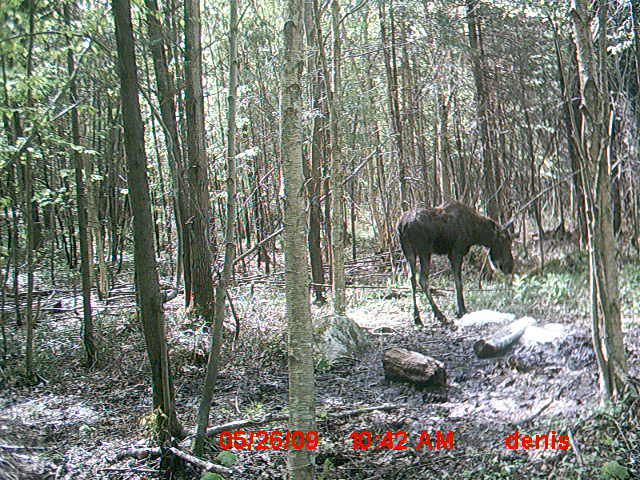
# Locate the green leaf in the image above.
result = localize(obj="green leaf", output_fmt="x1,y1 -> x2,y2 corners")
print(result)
215,450 -> 236,467
216,451 -> 238,467
200,472 -> 224,480
600,461 -> 629,480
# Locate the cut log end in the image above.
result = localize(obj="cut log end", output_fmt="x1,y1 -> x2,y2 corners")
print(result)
382,347 -> 447,388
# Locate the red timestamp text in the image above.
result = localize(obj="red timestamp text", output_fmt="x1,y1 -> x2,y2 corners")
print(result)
219,430 -> 319,450
348,430 -> 455,450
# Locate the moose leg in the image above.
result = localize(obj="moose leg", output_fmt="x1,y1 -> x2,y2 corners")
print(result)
450,254 -> 467,318
406,252 -> 422,326
418,253 -> 447,324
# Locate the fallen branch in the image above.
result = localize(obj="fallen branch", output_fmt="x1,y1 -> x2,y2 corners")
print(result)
167,447 -> 233,475
324,403 -> 405,419
114,446 -> 234,475
0,444 -> 48,451
514,378 -> 575,426
233,227 -> 283,266
204,413 -> 287,439
114,446 -> 161,461
98,467 -> 159,474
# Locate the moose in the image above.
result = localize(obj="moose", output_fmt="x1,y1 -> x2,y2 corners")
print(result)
397,201 -> 514,326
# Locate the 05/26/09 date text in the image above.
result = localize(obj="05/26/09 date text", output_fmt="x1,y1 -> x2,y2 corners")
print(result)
219,430 -> 319,450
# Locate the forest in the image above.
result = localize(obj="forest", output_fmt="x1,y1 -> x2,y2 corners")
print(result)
1,0 -> 639,478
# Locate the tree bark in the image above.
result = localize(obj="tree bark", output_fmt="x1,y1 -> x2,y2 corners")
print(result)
552,24 -> 588,247
281,0 -> 316,475
111,0 -> 183,439
379,0 -> 409,211
184,0 -> 215,319
328,0 -> 346,316
23,1 -> 36,378
143,0 -> 191,298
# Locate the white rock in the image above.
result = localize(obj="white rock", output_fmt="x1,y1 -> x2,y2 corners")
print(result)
456,309 -> 516,328
520,323 -> 566,346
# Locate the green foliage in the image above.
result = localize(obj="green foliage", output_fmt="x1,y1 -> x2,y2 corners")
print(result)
200,473 -> 224,480
458,252 -> 640,319
316,458 -> 335,480
511,274 -> 543,304
600,461 -> 629,480
542,250 -> 589,274
215,450 -> 236,467
509,269 -> 587,312
539,273 -> 575,303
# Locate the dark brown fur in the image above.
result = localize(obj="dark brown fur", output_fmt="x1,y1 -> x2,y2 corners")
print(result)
397,202 -> 514,326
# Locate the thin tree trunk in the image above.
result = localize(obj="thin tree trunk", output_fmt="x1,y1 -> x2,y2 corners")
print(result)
1,55 -> 22,328
111,0 -> 183,440
552,23 -> 588,246
66,3 -> 97,367
24,2 -> 36,378
303,0 -> 326,306
379,0 -> 408,211
437,86 -> 452,202
466,0 -> 498,218
194,0 -> 239,455
143,0 -> 191,297
328,0 -> 346,315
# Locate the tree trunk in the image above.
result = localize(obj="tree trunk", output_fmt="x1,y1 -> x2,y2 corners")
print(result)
303,0 -> 326,306
66,3 -> 97,367
569,0 -> 628,401
143,0 -> 191,297
24,2 -> 36,378
328,0 -> 346,316
379,0 -> 409,211
194,0 -> 239,455
1,56 -> 22,329
465,0 -> 498,219
552,24 -> 588,246
281,0 -> 316,475
111,0 -> 183,440
437,86 -> 452,202
184,0 -> 216,322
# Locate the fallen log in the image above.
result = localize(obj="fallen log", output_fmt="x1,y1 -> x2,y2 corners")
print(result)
382,347 -> 447,387
473,317 -> 537,358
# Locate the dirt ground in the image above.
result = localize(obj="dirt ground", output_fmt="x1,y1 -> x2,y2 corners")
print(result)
1,274 -> 639,479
